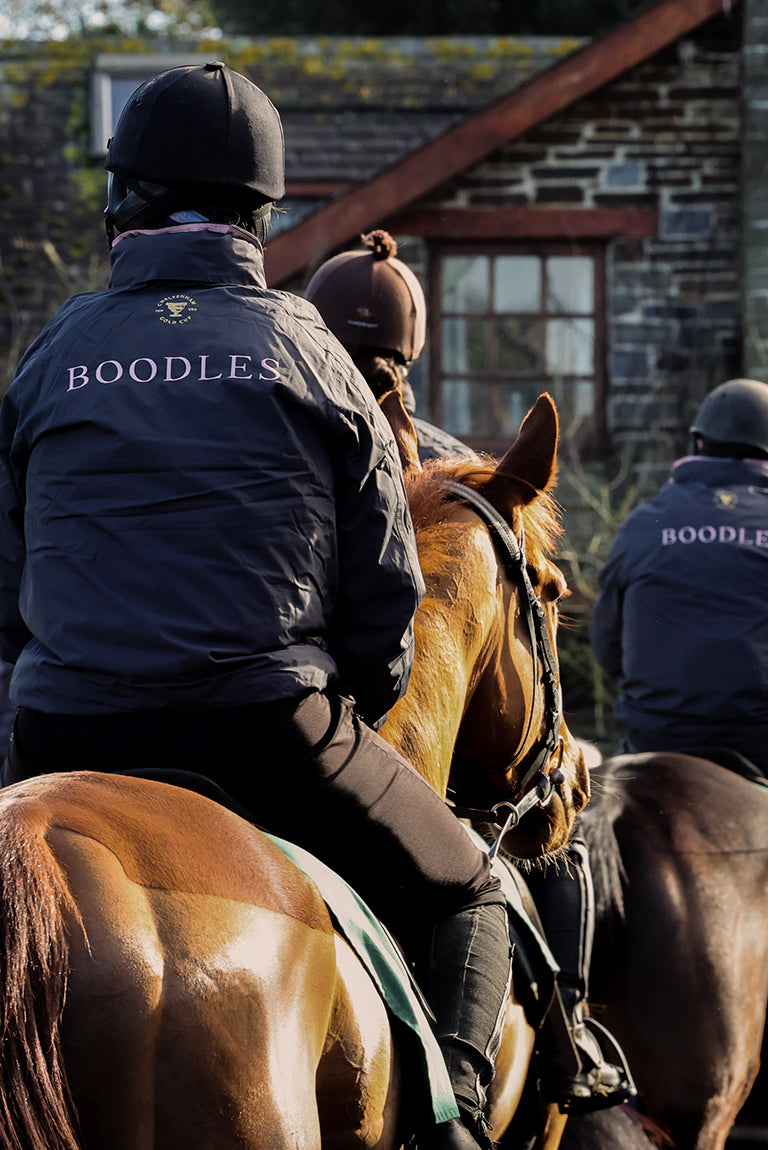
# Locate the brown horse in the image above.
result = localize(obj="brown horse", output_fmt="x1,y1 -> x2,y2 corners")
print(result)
381,393 -> 590,1148
580,751 -> 768,1150
0,394 -> 588,1149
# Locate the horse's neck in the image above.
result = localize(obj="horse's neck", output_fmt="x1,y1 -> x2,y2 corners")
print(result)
381,627 -> 473,796
381,520 -> 501,797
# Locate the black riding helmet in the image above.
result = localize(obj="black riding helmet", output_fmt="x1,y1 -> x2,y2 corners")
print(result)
689,378 -> 768,459
104,61 -> 285,243
305,230 -> 427,365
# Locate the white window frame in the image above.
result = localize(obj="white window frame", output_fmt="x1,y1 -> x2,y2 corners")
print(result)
90,54 -> 208,156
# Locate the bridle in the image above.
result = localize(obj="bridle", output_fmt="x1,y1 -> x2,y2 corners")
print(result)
443,481 -> 566,856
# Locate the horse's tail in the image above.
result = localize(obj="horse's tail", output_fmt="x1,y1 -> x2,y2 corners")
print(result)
0,798 -> 84,1150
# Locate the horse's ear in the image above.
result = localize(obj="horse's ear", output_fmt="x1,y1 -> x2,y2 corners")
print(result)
378,388 -> 423,477
487,393 -> 558,506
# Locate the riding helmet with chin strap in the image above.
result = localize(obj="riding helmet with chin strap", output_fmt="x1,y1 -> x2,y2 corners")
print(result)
689,378 -> 768,458
104,61 -> 285,244
305,230 -> 427,365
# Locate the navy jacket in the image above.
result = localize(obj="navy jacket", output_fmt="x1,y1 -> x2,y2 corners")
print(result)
0,223 -> 424,724
591,455 -> 768,758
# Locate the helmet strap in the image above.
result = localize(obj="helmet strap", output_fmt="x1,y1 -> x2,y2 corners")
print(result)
105,172 -> 273,247
105,173 -> 181,245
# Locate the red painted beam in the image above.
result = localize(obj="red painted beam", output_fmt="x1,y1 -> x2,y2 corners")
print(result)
386,205 -> 658,239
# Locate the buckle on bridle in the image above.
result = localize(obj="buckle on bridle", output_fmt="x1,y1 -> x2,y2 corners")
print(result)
486,761 -> 566,859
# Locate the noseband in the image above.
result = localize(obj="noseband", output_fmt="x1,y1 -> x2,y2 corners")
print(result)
443,481 -> 565,854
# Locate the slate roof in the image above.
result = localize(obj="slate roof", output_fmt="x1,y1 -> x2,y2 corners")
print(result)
244,36 -> 585,231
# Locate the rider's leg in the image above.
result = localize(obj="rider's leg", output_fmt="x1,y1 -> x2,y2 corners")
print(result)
426,902 -> 512,1148
524,836 -> 634,1112
260,693 -> 512,1150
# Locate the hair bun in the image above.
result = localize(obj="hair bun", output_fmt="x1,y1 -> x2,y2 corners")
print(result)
362,229 -> 398,261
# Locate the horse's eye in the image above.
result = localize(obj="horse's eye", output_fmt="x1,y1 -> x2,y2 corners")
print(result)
543,579 -> 568,606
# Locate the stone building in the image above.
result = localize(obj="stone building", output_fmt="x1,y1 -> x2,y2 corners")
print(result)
0,0 -> 758,728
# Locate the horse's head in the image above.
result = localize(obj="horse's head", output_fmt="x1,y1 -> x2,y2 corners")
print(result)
382,394 -> 589,860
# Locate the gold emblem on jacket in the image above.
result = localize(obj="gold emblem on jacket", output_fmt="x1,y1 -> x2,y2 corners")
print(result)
156,295 -> 198,324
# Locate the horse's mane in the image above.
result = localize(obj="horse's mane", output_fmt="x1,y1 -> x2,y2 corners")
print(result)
405,454 -> 563,571
578,765 -> 628,925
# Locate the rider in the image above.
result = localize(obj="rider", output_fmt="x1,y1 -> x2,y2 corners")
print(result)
0,63 -> 511,1150
591,377 -> 768,775
305,230 -> 634,1114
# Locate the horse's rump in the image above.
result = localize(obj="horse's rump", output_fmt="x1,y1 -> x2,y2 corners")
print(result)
582,751 -> 768,1150
0,771 -> 398,1150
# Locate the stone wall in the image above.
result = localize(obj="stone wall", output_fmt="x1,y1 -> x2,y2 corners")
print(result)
742,0 -> 768,378
0,49 -> 108,392
419,12 -> 743,481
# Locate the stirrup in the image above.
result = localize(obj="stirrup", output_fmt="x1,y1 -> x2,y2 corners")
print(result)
542,1016 -> 637,1115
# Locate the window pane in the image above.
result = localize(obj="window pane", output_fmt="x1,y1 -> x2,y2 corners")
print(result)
494,256 -> 541,313
443,379 -> 541,437
547,257 -> 594,315
549,379 -> 595,437
443,379 -> 474,437
490,382 -> 542,436
442,256 -> 489,313
546,318 -> 594,375
443,318 -> 489,372
497,318 -> 544,373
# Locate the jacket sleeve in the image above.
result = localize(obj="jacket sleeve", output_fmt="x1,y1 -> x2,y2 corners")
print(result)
330,403 -> 425,729
0,392 -> 31,663
590,534 -> 627,683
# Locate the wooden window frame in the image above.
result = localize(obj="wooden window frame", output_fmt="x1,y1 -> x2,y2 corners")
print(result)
426,239 -> 608,457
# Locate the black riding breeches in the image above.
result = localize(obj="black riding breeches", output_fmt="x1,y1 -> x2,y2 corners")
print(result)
8,692 -> 504,965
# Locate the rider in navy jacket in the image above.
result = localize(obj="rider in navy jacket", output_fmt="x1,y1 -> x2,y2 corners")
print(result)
592,379 -> 768,769
0,223 -> 421,727
0,63 -> 513,1150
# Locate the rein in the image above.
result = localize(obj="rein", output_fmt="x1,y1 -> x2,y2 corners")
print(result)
443,481 -> 565,855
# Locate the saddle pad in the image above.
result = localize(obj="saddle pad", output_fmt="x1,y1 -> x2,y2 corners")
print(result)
266,833 -> 460,1125
267,828 -> 559,1123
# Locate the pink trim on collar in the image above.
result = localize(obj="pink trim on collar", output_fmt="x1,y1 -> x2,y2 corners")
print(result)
112,222 -> 261,249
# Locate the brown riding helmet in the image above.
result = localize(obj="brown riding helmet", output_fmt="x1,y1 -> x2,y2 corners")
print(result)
305,230 -> 427,364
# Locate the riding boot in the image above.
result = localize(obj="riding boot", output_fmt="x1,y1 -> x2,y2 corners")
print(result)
525,836 -> 636,1113
422,902 -> 513,1150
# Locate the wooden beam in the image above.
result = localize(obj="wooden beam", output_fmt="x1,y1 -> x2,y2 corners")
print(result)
385,205 -> 658,239
284,180 -> 352,197
265,0 -> 735,285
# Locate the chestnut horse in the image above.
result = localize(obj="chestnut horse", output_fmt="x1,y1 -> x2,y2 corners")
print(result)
0,394 -> 588,1149
381,392 -> 589,1149
580,752 -> 768,1150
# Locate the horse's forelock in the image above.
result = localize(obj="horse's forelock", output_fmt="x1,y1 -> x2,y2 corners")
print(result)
405,455 -> 562,567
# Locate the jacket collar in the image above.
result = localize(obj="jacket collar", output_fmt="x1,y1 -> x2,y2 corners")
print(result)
109,223 -> 268,290
671,454 -> 768,487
